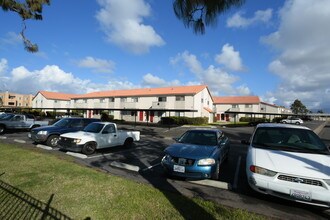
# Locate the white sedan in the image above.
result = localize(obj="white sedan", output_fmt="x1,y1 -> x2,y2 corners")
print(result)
244,123 -> 330,207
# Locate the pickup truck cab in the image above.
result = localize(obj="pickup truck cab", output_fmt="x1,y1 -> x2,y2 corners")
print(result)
29,117 -> 100,147
58,122 -> 140,155
0,113 -> 49,134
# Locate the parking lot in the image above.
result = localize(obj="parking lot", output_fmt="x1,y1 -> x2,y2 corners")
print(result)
1,121 -> 330,219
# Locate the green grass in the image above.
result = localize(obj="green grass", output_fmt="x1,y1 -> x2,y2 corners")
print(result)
0,143 -> 265,219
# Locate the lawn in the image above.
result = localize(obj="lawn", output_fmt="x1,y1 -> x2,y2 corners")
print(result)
0,143 -> 265,219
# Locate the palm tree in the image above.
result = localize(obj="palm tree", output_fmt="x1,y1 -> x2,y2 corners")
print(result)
173,0 -> 245,34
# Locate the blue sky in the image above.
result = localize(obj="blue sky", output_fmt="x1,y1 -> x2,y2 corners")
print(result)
1,0 -> 330,112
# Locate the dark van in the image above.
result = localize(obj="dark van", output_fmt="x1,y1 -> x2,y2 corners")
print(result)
29,117 -> 100,147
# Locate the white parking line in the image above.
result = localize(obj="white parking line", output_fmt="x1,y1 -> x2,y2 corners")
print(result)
0,136 -> 7,139
233,156 -> 242,189
14,139 -> 26,144
36,144 -> 53,150
142,163 -> 161,171
188,179 -> 229,189
87,152 -> 114,159
66,152 -> 88,159
110,161 -> 140,172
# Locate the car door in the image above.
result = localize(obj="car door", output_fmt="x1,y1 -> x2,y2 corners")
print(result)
218,131 -> 229,161
98,124 -> 119,148
7,115 -> 24,129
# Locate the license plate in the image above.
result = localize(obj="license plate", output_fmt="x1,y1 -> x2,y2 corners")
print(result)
290,189 -> 311,201
173,165 -> 185,173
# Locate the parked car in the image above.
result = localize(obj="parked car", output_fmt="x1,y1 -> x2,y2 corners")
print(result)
243,123 -> 330,207
280,117 -> 304,125
0,114 -> 49,134
161,129 -> 230,180
29,117 -> 100,147
57,122 -> 140,155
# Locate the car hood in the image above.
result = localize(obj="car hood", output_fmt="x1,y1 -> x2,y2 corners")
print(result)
164,143 -> 216,159
254,148 -> 330,179
32,125 -> 65,132
61,131 -> 96,138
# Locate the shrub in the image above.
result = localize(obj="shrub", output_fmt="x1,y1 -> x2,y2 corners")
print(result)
160,116 -> 208,125
101,112 -> 114,122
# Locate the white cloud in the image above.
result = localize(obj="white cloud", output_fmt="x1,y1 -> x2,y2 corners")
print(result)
262,0 -> 330,110
96,0 -> 165,54
215,44 -> 243,71
171,51 -> 250,96
77,56 -> 115,73
0,58 -> 8,76
227,9 -> 272,28
142,73 -> 180,87
0,32 -> 21,46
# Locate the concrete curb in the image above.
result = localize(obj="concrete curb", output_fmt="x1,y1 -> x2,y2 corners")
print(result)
314,121 -> 328,135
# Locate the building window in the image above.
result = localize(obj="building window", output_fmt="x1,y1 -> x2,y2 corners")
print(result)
132,97 -> 138,102
158,97 -> 166,102
245,104 -> 252,108
120,97 -> 127,102
207,101 -> 209,105
109,97 -> 114,102
232,104 -> 238,108
83,99 -> 87,103
8,102 -> 15,105
175,112 -> 184,117
100,98 -> 106,103
54,100 -> 58,103
157,111 -> 165,117
176,96 -> 185,101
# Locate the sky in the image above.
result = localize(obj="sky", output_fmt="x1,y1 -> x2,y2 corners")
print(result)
1,0 -> 330,112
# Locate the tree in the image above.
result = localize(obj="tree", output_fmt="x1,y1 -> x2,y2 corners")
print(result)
0,97 -> 3,106
173,0 -> 245,34
0,0 -> 50,52
290,99 -> 309,115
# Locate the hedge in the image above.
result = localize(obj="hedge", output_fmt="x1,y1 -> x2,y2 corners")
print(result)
160,116 -> 208,125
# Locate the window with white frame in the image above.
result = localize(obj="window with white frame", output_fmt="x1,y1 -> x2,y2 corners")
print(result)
158,97 -> 167,102
245,104 -> 252,108
109,97 -> 114,102
120,97 -> 127,102
175,96 -> 185,101
232,104 -> 238,108
100,98 -> 106,103
132,97 -> 138,102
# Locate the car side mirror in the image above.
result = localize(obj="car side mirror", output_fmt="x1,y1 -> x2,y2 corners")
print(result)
173,137 -> 179,142
241,140 -> 250,145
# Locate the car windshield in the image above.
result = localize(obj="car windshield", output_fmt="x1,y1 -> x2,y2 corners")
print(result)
178,130 -> 217,146
83,123 -> 104,133
0,114 -> 14,120
252,127 -> 329,154
53,118 -> 71,127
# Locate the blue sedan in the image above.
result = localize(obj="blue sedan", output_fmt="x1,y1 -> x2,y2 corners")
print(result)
161,129 -> 230,180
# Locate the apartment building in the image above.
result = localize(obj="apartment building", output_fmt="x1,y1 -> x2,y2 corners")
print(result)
33,91 -> 75,112
70,85 -> 214,123
213,96 -> 290,122
0,91 -> 33,108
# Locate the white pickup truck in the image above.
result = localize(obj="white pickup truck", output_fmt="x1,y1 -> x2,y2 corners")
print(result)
57,122 -> 140,155
0,113 -> 49,134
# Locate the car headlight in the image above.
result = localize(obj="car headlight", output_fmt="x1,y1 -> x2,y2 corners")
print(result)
197,158 -> 215,166
250,165 -> 277,177
162,154 -> 172,162
37,130 -> 48,135
73,139 -> 81,144
324,179 -> 330,186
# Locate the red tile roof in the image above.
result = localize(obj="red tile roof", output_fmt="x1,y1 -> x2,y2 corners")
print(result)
213,96 -> 260,104
71,85 -> 208,99
37,91 -> 75,101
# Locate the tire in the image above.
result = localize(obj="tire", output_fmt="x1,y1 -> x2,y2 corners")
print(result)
211,160 -> 220,180
0,124 -> 5,134
46,135 -> 60,147
123,138 -> 133,148
82,142 -> 97,155
295,122 -> 300,125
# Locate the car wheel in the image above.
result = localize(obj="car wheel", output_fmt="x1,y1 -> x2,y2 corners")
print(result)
211,160 -> 220,180
123,138 -> 133,148
82,142 -> 96,155
46,135 -> 59,147
295,122 -> 300,125
0,125 -> 5,134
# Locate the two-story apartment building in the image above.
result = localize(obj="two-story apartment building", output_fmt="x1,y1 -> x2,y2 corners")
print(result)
33,91 -> 75,112
70,85 -> 214,123
213,96 -> 289,122
0,91 -> 33,108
